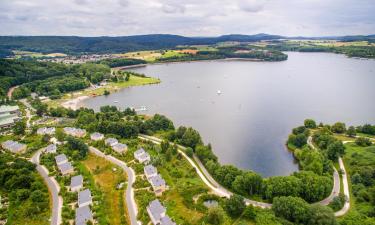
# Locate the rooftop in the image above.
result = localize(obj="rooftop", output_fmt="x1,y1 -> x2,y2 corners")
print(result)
144,165 -> 157,176
148,199 -> 166,222
0,113 -> 19,126
134,148 -> 146,157
55,154 -> 68,164
70,175 -> 83,188
45,144 -> 57,153
1,140 -> 26,153
58,162 -> 73,174
0,105 -> 19,113
90,132 -> 104,139
105,137 -> 118,145
75,205 -> 93,225
112,143 -> 127,152
149,174 -> 166,188
78,189 -> 92,206
160,216 -> 176,225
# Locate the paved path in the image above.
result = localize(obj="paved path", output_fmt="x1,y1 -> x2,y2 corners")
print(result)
30,148 -> 62,225
139,134 -> 345,210
88,146 -> 140,225
7,86 -> 18,99
335,157 -> 350,217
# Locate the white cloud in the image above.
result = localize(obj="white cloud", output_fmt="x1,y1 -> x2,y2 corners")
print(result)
0,0 -> 374,36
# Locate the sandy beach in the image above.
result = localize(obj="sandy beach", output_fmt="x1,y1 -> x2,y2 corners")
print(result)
61,96 -> 89,110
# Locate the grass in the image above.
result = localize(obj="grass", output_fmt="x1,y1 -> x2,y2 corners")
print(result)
82,153 -> 129,225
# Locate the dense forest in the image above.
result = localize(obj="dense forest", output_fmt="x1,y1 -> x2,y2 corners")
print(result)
0,59 -> 110,99
1,34 -> 373,57
267,41 -> 375,58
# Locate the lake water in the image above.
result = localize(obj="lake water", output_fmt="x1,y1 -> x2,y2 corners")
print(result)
82,52 -> 375,177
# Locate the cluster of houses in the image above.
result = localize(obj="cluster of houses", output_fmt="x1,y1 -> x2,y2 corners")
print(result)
40,54 -> 122,64
147,199 -> 176,225
90,132 -> 128,154
0,105 -> 21,129
1,140 -> 27,154
54,152 -> 93,224
63,127 -> 87,138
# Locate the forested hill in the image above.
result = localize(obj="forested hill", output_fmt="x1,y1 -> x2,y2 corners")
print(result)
0,34 -> 283,56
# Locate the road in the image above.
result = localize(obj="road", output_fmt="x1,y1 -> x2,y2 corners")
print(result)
19,99 -> 34,128
334,157 -> 350,217
7,86 -> 18,99
139,134 -> 346,210
30,148 -> 63,225
88,146 -> 140,225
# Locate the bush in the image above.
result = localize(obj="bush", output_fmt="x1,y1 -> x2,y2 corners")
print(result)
224,194 -> 245,217
355,137 -> 372,147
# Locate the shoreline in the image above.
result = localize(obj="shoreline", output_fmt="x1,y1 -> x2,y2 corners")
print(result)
61,96 -> 89,110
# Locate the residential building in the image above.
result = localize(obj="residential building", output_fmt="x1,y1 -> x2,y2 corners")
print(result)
149,174 -> 166,196
58,162 -> 74,175
144,165 -> 157,179
105,137 -> 118,147
70,175 -> 83,192
160,216 -> 176,225
45,144 -> 57,153
0,105 -> 21,129
78,189 -> 92,208
37,127 -> 55,135
90,132 -> 104,141
55,154 -> 68,165
75,205 -> 93,225
147,199 -> 176,225
1,140 -> 27,154
112,143 -> 127,153
134,148 -> 151,164
147,199 -> 166,225
63,127 -> 86,138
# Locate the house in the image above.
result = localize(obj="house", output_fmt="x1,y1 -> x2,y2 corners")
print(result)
78,189 -> 92,208
105,138 -> 118,147
58,162 -> 74,175
37,127 -> 55,135
90,132 -> 104,141
112,143 -> 127,153
0,105 -> 21,129
147,200 -> 176,225
160,216 -> 176,225
134,148 -> 151,164
144,165 -> 157,179
1,140 -> 27,154
63,127 -> 86,138
45,144 -> 57,153
75,205 -> 93,225
70,175 -> 83,192
147,199 -> 166,225
149,174 -> 166,196
55,154 -> 68,165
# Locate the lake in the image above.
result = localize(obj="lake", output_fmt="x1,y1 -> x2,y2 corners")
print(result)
82,52 -> 375,177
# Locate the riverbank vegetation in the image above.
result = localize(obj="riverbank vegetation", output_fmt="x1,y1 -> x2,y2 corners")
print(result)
0,152 -> 50,225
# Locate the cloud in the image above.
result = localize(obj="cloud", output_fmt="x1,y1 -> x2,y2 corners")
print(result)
0,0 -> 374,36
237,0 -> 267,13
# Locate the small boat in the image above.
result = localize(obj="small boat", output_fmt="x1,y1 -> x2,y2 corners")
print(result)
217,90 -> 222,95
114,100 -> 118,103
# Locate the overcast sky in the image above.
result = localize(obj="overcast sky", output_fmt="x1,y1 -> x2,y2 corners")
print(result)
0,0 -> 374,37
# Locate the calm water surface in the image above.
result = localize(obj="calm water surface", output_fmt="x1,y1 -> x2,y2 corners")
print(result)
82,52 -> 375,177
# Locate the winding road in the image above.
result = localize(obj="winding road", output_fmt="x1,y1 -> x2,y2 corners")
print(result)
30,148 -> 63,225
88,146 -> 140,225
138,134 -> 342,210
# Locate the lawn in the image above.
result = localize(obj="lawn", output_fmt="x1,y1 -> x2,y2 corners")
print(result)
82,153 -> 129,225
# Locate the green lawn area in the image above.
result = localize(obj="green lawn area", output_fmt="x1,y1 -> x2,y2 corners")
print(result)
82,153 -> 129,225
338,143 -> 375,223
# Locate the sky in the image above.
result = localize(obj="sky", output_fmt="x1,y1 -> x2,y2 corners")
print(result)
0,0 -> 375,37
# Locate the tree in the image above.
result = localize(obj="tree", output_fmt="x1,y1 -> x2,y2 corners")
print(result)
66,136 -> 88,160
180,127 -> 202,149
232,171 -> 263,196
307,204 -> 336,225
272,196 -> 310,224
224,194 -> 245,217
331,122 -> 346,134
328,194 -> 346,211
288,133 -> 307,148
304,119 -> 317,129
326,141 -> 345,161
103,89 -> 110,96
242,205 -> 256,220
265,176 -> 302,199
13,120 -> 26,135
206,207 -> 225,224
355,137 -> 372,147
185,147 -> 193,157
346,126 -> 356,137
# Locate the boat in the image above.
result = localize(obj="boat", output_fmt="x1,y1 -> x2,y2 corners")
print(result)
217,90 -> 222,95
114,100 -> 118,103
